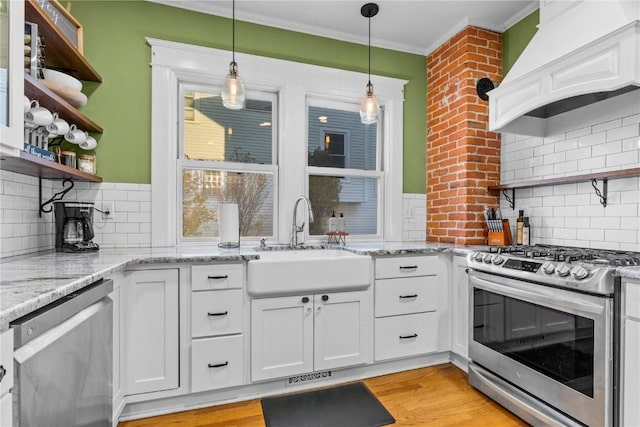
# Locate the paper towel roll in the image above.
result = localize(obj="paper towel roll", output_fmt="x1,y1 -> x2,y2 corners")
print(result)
219,203 -> 240,248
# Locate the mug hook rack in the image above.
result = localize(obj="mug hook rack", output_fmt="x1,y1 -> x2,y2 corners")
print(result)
40,178 -> 74,217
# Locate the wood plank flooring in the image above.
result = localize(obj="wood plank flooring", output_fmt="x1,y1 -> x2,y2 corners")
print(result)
118,363 -> 529,427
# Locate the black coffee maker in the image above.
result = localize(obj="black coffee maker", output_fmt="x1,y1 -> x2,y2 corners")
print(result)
54,201 -> 99,252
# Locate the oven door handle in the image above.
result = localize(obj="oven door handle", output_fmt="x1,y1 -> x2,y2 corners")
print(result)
469,273 -> 604,315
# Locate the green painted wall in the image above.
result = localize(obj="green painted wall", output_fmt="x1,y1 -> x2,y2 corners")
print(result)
70,1 -> 426,192
502,9 -> 539,75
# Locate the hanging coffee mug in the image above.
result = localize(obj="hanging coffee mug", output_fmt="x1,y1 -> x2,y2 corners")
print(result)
79,135 -> 97,150
64,125 -> 87,144
46,113 -> 70,136
25,100 -> 53,127
24,96 -> 31,113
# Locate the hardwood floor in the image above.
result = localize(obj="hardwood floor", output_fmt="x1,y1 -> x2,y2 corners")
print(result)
118,363 -> 529,427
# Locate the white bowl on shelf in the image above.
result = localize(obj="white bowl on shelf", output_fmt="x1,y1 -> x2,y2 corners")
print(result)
42,69 -> 82,91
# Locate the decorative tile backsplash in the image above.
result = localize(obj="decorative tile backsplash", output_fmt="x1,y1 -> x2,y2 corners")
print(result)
1,170 -> 426,258
499,107 -> 640,251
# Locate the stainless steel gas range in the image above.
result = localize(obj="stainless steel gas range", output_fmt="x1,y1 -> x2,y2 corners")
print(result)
467,245 -> 640,427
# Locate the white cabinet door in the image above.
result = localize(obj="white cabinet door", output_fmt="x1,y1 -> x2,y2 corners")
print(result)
0,329 -> 13,427
251,295 -> 313,381
623,319 -> 639,426
0,393 -> 11,427
314,291 -> 370,371
451,256 -> 469,358
125,269 -> 179,395
0,0 -> 24,156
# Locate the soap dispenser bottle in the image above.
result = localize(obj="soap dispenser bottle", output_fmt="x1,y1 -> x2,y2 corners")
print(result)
328,211 -> 337,232
338,213 -> 345,233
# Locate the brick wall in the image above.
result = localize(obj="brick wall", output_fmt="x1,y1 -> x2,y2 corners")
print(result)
426,27 -> 502,244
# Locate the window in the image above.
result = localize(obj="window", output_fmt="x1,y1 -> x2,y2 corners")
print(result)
149,39 -> 405,246
307,102 -> 381,237
179,85 -> 277,241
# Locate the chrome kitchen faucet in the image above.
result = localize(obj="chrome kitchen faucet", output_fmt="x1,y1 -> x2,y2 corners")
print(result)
291,196 -> 314,246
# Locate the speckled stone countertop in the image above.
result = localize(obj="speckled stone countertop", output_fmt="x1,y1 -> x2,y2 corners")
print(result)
0,242 -> 479,329
618,267 -> 640,281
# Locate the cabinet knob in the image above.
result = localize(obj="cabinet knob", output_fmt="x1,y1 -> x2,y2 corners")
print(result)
0,365 -> 5,383
322,295 -> 329,302
302,297 -> 309,303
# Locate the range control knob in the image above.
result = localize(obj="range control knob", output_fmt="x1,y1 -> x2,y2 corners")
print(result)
571,265 -> 589,280
492,255 -> 504,265
541,261 -> 555,275
483,253 -> 493,264
555,263 -> 571,277
473,252 -> 485,262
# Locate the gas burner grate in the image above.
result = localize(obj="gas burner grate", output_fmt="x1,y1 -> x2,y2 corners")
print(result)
488,244 -> 640,266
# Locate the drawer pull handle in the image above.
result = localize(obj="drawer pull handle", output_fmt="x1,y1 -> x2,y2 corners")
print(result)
399,266 -> 418,271
207,311 -> 229,317
208,361 -> 229,368
399,294 -> 418,299
0,365 -> 5,383
399,334 -> 418,340
208,275 -> 229,280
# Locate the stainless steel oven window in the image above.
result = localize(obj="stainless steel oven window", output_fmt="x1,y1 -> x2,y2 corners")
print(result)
473,287 -> 595,397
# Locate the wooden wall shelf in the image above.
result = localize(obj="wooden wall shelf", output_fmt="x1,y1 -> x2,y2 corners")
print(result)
25,74 -> 103,133
489,168 -> 640,209
0,151 -> 102,182
25,0 -> 102,82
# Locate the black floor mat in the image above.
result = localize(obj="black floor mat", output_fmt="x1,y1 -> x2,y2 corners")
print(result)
261,382 -> 395,427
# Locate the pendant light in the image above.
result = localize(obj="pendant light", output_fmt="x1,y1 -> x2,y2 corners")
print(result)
359,3 -> 379,125
221,0 -> 245,110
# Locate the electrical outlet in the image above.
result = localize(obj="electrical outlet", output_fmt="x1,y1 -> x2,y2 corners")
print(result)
98,202 -> 114,219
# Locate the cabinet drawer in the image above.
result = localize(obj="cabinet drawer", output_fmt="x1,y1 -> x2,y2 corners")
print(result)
192,264 -> 244,290
625,281 -> 640,319
374,312 -> 438,361
191,335 -> 243,393
375,276 -> 438,317
375,256 -> 439,279
192,290 -> 243,338
0,329 -> 13,396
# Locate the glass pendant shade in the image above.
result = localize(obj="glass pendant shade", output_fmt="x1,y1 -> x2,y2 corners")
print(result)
222,61 -> 245,110
360,82 -> 379,124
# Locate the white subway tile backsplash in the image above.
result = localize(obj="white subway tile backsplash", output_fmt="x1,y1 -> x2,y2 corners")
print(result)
500,108 -> 640,249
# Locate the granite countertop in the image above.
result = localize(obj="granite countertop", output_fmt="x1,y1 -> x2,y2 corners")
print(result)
618,267 -> 640,281
1,242 -> 474,329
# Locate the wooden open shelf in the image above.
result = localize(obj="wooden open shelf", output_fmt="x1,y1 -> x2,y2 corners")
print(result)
25,73 -> 103,133
488,168 -> 640,191
0,151 -> 102,182
25,0 -> 101,82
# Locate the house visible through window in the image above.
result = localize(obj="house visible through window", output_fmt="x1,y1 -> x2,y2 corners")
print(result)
323,132 -> 346,168
179,86 -> 277,241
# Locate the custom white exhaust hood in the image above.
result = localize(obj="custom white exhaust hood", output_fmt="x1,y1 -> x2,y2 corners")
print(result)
489,0 -> 640,137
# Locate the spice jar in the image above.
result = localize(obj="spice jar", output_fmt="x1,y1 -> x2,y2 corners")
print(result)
60,151 -> 76,168
77,154 -> 96,174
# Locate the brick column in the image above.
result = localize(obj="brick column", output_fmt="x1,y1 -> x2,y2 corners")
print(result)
426,27 -> 502,245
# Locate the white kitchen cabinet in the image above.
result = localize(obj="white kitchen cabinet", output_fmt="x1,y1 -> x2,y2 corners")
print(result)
374,255 -> 446,361
0,329 -> 13,427
124,268 -> 179,395
622,279 -> 640,427
109,272 -> 125,425
190,263 -> 246,393
251,290 -> 370,381
0,0 -> 24,156
450,255 -> 469,359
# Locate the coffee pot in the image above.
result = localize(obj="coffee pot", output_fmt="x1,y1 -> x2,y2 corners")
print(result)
54,201 -> 99,252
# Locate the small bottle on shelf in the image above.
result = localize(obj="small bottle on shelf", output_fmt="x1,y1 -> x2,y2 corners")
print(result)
522,217 -> 530,245
516,210 -> 524,245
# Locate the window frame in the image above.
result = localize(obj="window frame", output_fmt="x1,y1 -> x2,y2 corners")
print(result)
148,38 -> 405,247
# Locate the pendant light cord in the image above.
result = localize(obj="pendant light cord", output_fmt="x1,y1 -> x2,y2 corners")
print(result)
367,14 -> 371,85
232,0 -> 236,63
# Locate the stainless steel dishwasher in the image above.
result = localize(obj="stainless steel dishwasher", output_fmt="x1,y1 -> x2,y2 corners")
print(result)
11,278 -> 113,427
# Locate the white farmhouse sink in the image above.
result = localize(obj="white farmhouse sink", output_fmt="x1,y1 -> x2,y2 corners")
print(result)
247,249 -> 372,297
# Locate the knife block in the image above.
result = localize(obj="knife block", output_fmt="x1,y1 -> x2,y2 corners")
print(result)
488,219 -> 512,246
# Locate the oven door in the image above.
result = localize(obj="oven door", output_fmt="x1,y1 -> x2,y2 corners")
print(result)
468,270 -> 613,427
